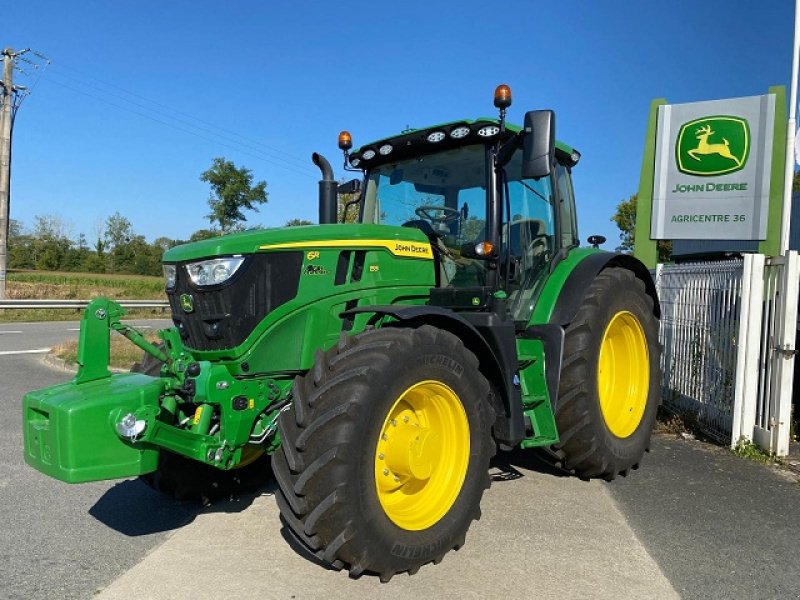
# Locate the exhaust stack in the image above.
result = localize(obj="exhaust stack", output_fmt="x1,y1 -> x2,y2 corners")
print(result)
312,153 -> 337,225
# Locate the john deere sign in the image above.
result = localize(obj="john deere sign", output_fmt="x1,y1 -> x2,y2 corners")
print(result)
650,94 -> 776,240
675,116 -> 749,177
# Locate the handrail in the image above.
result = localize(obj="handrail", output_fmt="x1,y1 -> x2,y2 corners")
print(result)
0,299 -> 169,309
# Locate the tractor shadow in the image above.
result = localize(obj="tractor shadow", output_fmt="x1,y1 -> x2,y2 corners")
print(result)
489,447 -> 571,483
88,478 -> 277,537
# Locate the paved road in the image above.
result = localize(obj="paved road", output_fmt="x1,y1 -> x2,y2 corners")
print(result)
0,319 -> 171,355
2,320 -> 800,599
609,437 -> 800,599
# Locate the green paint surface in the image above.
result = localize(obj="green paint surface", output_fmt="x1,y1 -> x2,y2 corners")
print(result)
528,247 -> 604,326
760,86 -> 787,257
634,98 -> 665,269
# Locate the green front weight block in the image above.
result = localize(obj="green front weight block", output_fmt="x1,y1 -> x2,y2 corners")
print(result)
23,373 -> 164,483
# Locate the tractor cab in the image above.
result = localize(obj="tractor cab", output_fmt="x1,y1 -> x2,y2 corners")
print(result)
341,92 -> 582,327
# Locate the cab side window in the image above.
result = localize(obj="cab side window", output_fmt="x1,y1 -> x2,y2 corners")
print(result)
555,164 -> 578,249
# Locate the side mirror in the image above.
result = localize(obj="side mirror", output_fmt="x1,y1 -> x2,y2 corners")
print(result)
338,179 -> 361,194
521,110 -> 555,179
587,235 -> 606,249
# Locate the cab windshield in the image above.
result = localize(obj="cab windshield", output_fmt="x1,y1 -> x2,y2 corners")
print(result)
361,143 -> 556,321
361,145 -> 489,285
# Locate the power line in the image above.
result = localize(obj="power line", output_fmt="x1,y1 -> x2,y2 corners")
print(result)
47,60 -> 317,173
42,74 -> 318,180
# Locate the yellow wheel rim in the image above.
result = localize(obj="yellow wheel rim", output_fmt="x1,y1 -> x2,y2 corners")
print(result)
597,311 -> 650,439
234,446 -> 264,469
374,380 -> 470,531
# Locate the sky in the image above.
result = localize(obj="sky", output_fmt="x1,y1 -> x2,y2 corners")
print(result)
4,0 -> 797,249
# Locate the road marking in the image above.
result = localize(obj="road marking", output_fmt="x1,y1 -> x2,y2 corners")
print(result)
0,330 -> 23,334
0,348 -> 51,356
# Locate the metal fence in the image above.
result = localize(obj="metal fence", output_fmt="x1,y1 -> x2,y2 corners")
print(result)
657,252 -> 799,454
657,259 -> 745,442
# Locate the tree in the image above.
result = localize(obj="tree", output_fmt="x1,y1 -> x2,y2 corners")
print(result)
285,218 -> 313,227
8,219 -> 22,239
33,214 -> 70,241
105,212 -> 134,249
200,157 -> 268,233
337,189 -> 360,224
611,193 -> 672,262
153,236 -> 177,252
29,214 -> 71,270
189,229 -> 217,242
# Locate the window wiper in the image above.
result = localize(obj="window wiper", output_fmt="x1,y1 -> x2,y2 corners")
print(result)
518,180 -> 548,203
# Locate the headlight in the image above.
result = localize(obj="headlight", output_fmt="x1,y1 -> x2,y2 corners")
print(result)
477,125 -> 500,137
163,264 -> 177,289
426,131 -> 446,143
185,257 -> 245,286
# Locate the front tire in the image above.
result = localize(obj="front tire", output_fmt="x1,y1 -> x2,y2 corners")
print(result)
272,326 -> 495,581
547,267 -> 660,479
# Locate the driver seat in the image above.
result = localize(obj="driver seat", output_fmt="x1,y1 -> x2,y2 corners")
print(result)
401,220 -> 457,286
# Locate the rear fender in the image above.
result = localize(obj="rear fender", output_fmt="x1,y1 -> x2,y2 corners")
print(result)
532,250 -> 660,328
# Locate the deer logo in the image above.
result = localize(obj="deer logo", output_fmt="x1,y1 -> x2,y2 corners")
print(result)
675,116 -> 749,177
688,124 -> 742,167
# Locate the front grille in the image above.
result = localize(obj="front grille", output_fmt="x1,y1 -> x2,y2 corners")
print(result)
168,252 -> 303,351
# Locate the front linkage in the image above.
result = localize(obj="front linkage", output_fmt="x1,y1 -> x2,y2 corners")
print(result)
23,297 -> 287,484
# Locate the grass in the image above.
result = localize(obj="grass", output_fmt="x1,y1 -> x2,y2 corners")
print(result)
732,438 -> 775,464
1,270 -> 167,322
52,332 -> 160,370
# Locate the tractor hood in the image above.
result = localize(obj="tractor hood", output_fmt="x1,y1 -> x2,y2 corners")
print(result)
161,223 -> 436,355
163,223 -> 431,263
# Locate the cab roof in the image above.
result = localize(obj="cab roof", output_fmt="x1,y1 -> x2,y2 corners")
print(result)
350,117 -> 579,170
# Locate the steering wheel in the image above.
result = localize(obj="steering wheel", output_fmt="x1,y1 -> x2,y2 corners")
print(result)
415,205 -> 460,224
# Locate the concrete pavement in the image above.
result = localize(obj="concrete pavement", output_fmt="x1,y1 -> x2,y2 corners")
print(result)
96,457 -> 679,600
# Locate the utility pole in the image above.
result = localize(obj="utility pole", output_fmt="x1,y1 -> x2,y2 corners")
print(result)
781,1 -> 800,255
0,48 -> 14,299
0,47 -> 34,299
0,47 -> 43,299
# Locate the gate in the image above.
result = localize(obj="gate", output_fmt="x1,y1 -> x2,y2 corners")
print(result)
750,253 -> 800,455
656,252 -> 799,455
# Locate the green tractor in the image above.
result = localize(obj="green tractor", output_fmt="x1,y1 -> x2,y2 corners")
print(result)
22,85 -> 660,581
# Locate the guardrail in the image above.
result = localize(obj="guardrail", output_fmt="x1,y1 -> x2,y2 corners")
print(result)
0,299 -> 169,309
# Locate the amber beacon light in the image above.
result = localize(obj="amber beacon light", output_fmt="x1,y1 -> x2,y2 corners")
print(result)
493,84 -> 512,109
338,130 -> 353,151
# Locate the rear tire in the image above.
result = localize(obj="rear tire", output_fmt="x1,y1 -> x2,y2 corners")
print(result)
272,326 -> 495,581
132,349 -> 272,502
544,267 -> 660,480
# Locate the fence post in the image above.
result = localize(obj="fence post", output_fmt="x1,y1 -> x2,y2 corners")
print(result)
731,254 -> 765,447
772,251 -> 799,455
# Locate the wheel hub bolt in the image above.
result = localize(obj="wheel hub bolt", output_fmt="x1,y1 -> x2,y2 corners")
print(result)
393,476 -> 400,482
383,468 -> 389,476
391,419 -> 397,427
378,453 -> 384,460
403,416 -> 409,423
